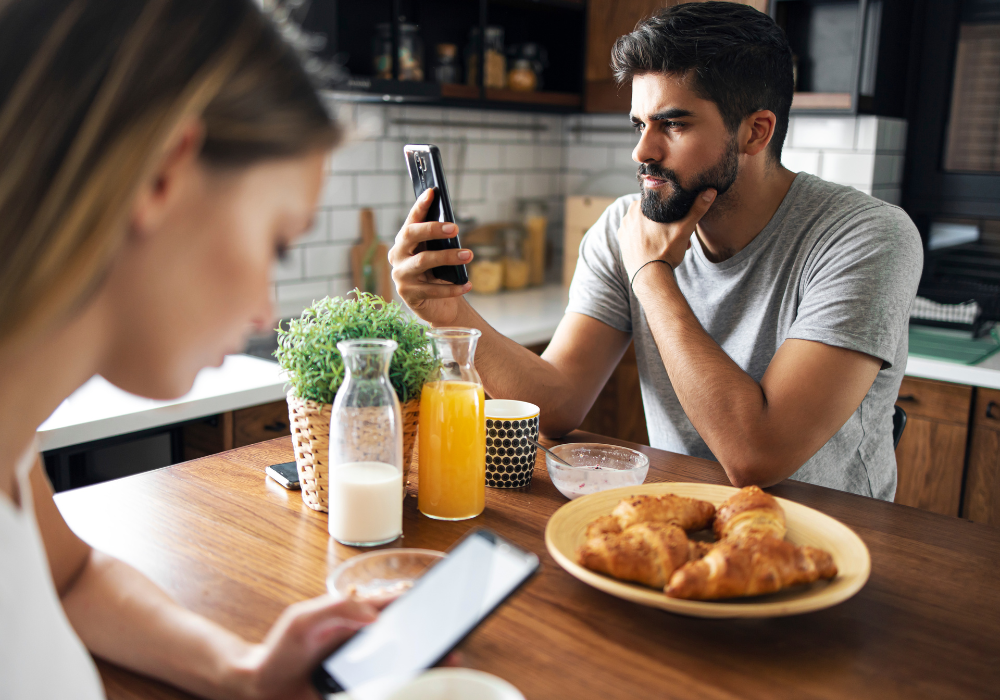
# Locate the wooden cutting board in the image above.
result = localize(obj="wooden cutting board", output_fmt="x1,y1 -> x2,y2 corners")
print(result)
350,208 -> 393,299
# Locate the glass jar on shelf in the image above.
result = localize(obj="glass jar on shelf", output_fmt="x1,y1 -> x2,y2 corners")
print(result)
501,227 -> 529,291
398,23 -> 424,81
433,43 -> 460,84
328,339 -> 403,547
467,243 -> 503,294
372,23 -> 392,80
484,26 -> 506,89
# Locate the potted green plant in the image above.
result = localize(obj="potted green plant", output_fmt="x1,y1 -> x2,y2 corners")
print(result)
275,292 -> 436,512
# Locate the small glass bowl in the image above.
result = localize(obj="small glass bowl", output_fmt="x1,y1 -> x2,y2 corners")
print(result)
545,443 -> 649,500
328,548 -> 445,601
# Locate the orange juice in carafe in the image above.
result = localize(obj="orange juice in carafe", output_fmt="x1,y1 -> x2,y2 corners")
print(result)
418,380 -> 486,519
417,328 -> 486,520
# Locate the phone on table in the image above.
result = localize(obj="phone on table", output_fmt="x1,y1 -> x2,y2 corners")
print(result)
403,144 -> 468,285
265,461 -> 300,490
311,529 -> 539,694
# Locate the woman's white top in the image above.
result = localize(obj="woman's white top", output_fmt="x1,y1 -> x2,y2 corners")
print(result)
0,445 -> 106,699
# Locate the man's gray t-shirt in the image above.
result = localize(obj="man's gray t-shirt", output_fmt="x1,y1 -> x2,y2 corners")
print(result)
567,173 -> 922,501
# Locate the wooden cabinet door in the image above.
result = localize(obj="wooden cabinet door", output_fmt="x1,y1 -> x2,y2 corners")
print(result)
584,0 -> 770,113
233,401 -> 290,448
964,388 -> 1000,526
894,377 -> 972,517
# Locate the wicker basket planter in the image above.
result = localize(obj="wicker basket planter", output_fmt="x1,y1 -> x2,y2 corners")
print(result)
287,391 -> 420,512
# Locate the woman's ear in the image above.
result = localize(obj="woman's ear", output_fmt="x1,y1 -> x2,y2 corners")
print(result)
128,119 -> 205,240
742,110 -> 777,158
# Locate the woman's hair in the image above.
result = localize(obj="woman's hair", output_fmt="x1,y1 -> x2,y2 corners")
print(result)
0,0 -> 341,351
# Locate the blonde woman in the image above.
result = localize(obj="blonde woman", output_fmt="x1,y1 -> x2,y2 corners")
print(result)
0,1 -> 377,697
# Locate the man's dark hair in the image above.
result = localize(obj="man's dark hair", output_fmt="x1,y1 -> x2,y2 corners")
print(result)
611,2 -> 793,163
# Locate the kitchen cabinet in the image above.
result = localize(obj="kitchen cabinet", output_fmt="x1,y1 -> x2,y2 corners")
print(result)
302,0 -> 585,112
963,388 -> 1000,526
183,400 -> 290,461
584,0 -> 770,114
894,377 -> 972,517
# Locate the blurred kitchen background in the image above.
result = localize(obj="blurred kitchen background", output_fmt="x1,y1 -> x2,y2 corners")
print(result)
42,0 -> 1000,528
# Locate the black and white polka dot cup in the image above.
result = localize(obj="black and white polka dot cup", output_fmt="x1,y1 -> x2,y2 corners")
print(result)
485,400 -> 540,489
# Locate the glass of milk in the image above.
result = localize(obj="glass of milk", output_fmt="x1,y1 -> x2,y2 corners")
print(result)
328,339 -> 404,546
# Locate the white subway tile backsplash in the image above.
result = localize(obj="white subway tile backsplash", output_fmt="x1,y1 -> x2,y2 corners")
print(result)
276,280 -> 330,305
855,116 -> 878,152
612,146 -> 638,170
518,172 -> 556,198
356,173 -> 403,206
330,209 -> 359,242
377,206 -> 407,241
378,140 -> 407,172
455,173 -> 484,201
781,149 -> 822,176
873,154 -> 905,186
790,117 -> 856,150
304,243 -> 352,278
534,145 -> 562,169
877,119 -> 907,152
355,104 -> 385,138
328,140 -> 379,173
821,152 -> 875,187
467,143 -> 502,170
567,145 -> 612,171
871,187 -> 902,206
321,175 -> 354,207
502,143 -> 535,171
484,173 -> 518,205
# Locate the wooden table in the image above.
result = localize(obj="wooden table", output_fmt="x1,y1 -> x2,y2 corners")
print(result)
55,433 -> 1000,700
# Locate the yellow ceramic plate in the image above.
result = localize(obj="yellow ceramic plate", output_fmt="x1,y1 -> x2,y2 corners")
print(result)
544,482 -> 871,618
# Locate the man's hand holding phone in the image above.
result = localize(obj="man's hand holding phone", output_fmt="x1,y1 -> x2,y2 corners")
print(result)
388,188 -> 474,327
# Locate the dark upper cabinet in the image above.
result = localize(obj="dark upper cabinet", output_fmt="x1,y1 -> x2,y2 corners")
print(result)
299,0 -> 585,112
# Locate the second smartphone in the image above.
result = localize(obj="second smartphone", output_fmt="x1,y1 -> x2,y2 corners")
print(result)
403,144 -> 469,285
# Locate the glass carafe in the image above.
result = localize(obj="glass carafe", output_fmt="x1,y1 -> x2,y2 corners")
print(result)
418,328 -> 486,520
328,339 -> 403,546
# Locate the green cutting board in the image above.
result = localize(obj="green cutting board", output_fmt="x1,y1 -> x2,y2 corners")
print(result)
908,324 -> 1000,365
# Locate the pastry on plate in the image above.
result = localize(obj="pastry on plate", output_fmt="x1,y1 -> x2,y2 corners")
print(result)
713,485 -> 786,542
612,493 -> 716,532
578,522 -> 704,589
665,535 -> 837,600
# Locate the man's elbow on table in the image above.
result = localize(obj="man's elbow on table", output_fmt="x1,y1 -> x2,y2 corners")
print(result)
718,449 -> 802,490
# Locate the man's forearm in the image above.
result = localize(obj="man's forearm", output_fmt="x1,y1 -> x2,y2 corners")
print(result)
632,265 -> 783,484
449,301 -> 585,436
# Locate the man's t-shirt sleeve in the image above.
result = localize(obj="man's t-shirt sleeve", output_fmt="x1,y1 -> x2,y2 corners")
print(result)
787,203 -> 923,368
565,197 -> 634,333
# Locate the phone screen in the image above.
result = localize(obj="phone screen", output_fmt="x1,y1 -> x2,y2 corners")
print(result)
316,530 -> 538,693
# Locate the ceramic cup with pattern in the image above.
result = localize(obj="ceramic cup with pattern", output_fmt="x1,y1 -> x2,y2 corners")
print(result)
484,400 -> 540,489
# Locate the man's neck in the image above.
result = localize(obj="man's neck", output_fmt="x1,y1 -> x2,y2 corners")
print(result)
695,164 -> 797,263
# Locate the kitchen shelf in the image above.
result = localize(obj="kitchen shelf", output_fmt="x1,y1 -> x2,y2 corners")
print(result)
791,92 -> 853,111
484,88 -> 582,107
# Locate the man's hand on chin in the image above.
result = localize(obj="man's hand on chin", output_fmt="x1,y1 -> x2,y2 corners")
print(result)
617,188 -> 717,285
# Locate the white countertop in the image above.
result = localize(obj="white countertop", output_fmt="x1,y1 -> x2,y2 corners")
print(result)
38,354 -> 287,452
37,284 -> 1000,453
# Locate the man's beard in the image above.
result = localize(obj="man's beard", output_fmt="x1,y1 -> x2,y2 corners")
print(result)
637,137 -> 740,223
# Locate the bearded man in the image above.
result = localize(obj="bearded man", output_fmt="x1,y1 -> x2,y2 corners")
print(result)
388,2 -> 922,500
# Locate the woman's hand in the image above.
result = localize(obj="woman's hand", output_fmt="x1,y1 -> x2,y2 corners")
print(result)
388,188 -> 473,326
233,596 -> 381,700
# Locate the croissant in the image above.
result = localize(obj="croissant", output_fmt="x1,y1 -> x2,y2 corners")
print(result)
665,536 -> 837,600
613,493 -> 716,532
578,523 -> 702,589
713,485 -> 786,541
585,515 -> 622,539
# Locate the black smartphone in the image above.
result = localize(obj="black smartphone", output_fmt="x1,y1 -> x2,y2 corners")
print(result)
312,529 -> 539,694
265,461 -> 300,490
403,144 -> 469,285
